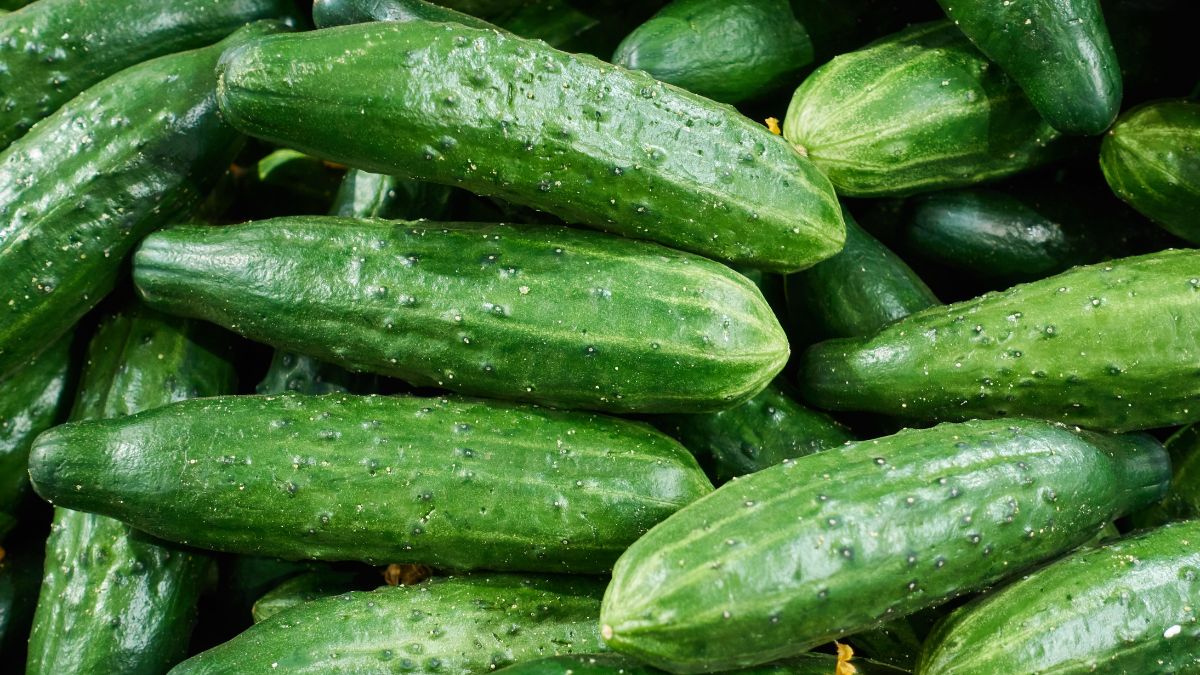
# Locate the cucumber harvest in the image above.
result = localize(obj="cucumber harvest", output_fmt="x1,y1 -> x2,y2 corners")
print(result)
802,249 -> 1200,432
28,393 -> 712,572
214,21 -> 845,271
599,418 -> 1169,672
133,217 -> 789,413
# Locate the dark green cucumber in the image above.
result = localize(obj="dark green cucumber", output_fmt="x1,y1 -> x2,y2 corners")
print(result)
782,21 -> 1064,197
215,21 -> 845,271
252,149 -> 346,215
255,350 -> 375,396
251,570 -> 378,623
30,393 -> 712,572
785,209 -> 938,342
493,653 -> 907,675
0,542 -> 41,661
330,170 -> 455,221
27,305 -> 237,675
0,21 -> 287,379
134,217 -> 788,413
917,520 -> 1200,674
312,0 -> 496,29
801,249 -> 1200,432
1129,425 -> 1200,527
0,0 -> 298,148
174,574 -> 604,674
599,418 -> 1169,673
216,555 -> 330,628
1101,100 -> 1200,244
612,0 -> 813,104
654,380 -> 853,483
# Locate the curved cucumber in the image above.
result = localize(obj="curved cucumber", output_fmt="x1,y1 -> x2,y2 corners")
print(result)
599,418 -> 1169,672
133,217 -> 788,413
917,520 -> 1200,674
312,0 -> 496,28
215,21 -> 845,271
493,653 -> 906,675
251,570 -> 378,623
783,21 -> 1064,197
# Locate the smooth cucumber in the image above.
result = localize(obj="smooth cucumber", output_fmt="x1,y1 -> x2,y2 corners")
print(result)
599,418 -> 1169,672
802,249 -> 1200,432
133,217 -> 788,413
312,0 -> 496,29
917,520 -> 1200,674
782,21 -> 1064,197
493,653 -> 906,675
215,21 -> 845,271
251,570 -> 378,623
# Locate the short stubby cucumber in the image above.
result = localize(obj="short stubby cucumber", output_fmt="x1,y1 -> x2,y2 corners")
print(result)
917,520 -> 1200,674
215,21 -> 845,271
801,248 -> 1200,432
133,217 -> 789,413
493,653 -> 907,675
599,418 -> 1169,673
28,393 -> 713,573
782,21 -> 1064,197
171,575 -> 605,674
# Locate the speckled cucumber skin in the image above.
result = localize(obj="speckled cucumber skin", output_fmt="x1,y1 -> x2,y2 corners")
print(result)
599,418 -> 1169,673
1101,101 -> 1200,244
937,0 -> 1121,135
917,520 -> 1200,674
250,570 -> 376,623
172,575 -> 605,674
313,0 -> 496,29
801,249 -> 1200,432
782,21 -> 1063,197
215,21 -> 845,271
29,393 -> 712,572
493,653 -> 907,675
133,217 -> 788,413
27,306 -> 237,675
0,0 -> 298,149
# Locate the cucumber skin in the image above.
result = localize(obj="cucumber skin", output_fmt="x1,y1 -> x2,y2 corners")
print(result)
133,217 -> 788,413
172,575 -> 605,674
493,653 -> 906,675
0,22 -> 285,380
802,249 -> 1200,432
612,0 -> 813,104
1101,101 -> 1200,244
599,418 -> 1169,673
29,393 -> 713,573
0,0 -> 298,149
26,307 -> 237,675
215,22 -> 845,272
937,0 -> 1120,135
782,21 -> 1063,197
917,520 -> 1200,674
312,0 -> 496,29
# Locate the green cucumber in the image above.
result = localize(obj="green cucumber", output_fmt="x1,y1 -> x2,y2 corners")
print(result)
917,520 -> 1200,674
599,418 -> 1169,672
0,21 -> 287,379
254,350 -> 376,396
312,0 -> 496,29
173,575 -> 605,674
133,217 -> 788,413
782,21 -> 1064,197
29,392 -> 712,573
801,249 -> 1200,432
0,542 -> 41,661
330,170 -> 454,221
612,0 -> 813,104
492,652 -> 907,675
1129,424 -> 1200,527
0,0 -> 298,148
27,305 -> 237,675
936,0 -> 1121,135
251,570 -> 378,623
1100,100 -> 1200,244
215,555 -> 330,629
215,21 -> 845,271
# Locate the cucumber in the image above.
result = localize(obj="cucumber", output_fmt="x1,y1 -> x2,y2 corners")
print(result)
312,0 -> 496,29
0,542 -> 41,661
29,392 -> 712,572
172,575 -> 605,674
0,21 -> 287,380
251,570 -> 378,623
612,0 -> 813,104
330,170 -> 455,221
214,21 -> 845,271
27,305 -> 238,675
0,0 -> 298,149
1129,424 -> 1200,527
493,652 -> 907,675
133,217 -> 788,413
782,21 -> 1064,197
1100,100 -> 1200,244
917,520 -> 1200,674
215,555 -> 330,629
802,249 -> 1200,432
599,418 -> 1169,672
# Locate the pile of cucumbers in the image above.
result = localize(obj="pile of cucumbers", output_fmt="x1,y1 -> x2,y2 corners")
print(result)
1,0 -> 1198,672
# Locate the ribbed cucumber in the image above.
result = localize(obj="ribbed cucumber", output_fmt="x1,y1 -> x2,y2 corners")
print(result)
133,217 -> 788,413
313,0 -> 496,29
492,653 -> 907,675
599,418 -> 1169,672
251,570 -> 378,623
172,575 -> 605,674
917,520 -> 1200,674
1100,100 -> 1200,244
782,21 -> 1064,197
214,21 -> 845,271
